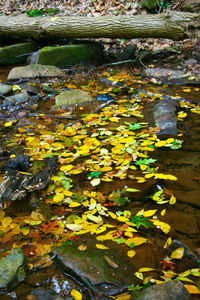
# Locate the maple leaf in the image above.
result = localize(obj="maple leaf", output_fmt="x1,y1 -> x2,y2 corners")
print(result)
131,215 -> 153,229
160,256 -> 175,270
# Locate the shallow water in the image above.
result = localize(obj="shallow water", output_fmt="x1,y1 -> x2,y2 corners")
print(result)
0,65 -> 200,299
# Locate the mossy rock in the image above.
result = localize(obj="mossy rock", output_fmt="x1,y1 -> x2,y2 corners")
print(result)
35,43 -> 103,67
55,89 -> 94,107
0,248 -> 26,292
0,42 -> 38,65
7,64 -> 64,80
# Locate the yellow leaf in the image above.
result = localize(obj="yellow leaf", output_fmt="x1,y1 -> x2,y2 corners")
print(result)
108,211 -> 117,219
60,152 -> 73,157
69,202 -> 81,208
163,237 -> 172,248
161,209 -> 166,216
170,247 -> 184,259
53,193 -> 64,203
135,272 -> 143,280
0,210 -> 5,222
71,288 -> 82,300
155,140 -> 167,147
96,244 -> 109,250
50,16 -> 59,21
183,89 -> 191,93
2,217 -> 12,228
139,267 -> 155,272
140,164 -> 147,171
109,117 -> 119,122
143,210 -> 157,217
125,237 -> 147,247
78,244 -> 87,251
169,195 -> 176,205
100,166 -> 112,172
4,120 -> 16,127
63,190 -> 73,196
184,285 -> 200,294
60,165 -> 73,172
127,250 -> 136,258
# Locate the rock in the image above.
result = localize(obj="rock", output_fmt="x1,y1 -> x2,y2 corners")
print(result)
0,157 -> 57,202
7,64 -> 64,80
2,92 -> 30,106
52,238 -> 158,297
108,44 -> 136,62
143,99 -> 178,136
31,287 -> 64,300
55,89 -> 94,107
0,248 -> 26,292
0,42 -> 38,65
35,43 -> 103,68
166,240 -> 199,270
0,83 -> 12,96
131,281 -> 191,300
142,67 -> 200,85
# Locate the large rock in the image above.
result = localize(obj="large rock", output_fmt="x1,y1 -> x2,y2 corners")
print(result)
55,89 -> 94,107
142,67 -> 200,85
52,237 -> 158,297
0,248 -> 26,292
131,281 -> 191,300
0,83 -> 12,96
35,43 -> 103,67
0,42 -> 38,65
7,64 -> 64,80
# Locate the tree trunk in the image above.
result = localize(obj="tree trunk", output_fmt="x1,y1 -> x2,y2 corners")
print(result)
0,12 -> 199,41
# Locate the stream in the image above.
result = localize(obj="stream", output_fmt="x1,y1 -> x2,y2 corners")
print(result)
0,64 -> 200,300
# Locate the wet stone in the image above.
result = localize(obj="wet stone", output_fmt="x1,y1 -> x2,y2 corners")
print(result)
165,240 -> 199,271
131,280 -> 191,300
0,248 -> 26,292
7,64 -> 64,80
55,89 -> 94,107
142,67 -> 200,85
0,83 -> 12,96
52,238 -> 158,297
31,287 -> 64,300
3,92 -> 30,106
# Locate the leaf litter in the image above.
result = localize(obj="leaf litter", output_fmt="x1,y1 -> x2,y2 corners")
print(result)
0,69 -> 200,297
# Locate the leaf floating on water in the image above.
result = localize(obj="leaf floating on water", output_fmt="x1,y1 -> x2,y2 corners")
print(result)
71,288 -> 82,300
139,267 -> 155,272
111,293 -> 131,300
184,285 -> 200,294
169,195 -> 176,205
135,272 -> 143,280
96,244 -> 109,249
143,209 -> 157,217
170,247 -> 184,259
78,244 -> 87,251
127,250 -> 136,258
163,237 -> 172,249
104,255 -> 119,268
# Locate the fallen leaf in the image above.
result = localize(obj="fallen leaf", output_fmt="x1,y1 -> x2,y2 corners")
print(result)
71,288 -> 82,300
184,285 -> 200,294
104,255 -> 119,268
96,244 -> 109,249
170,247 -> 184,259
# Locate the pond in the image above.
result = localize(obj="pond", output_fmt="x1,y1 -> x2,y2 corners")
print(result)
0,64 -> 200,300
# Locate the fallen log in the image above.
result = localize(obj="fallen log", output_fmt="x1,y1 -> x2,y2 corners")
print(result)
0,11 -> 199,41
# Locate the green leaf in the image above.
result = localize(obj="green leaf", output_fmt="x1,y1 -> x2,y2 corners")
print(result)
114,237 -> 126,244
131,215 -> 153,229
88,171 -> 101,178
135,158 -> 157,166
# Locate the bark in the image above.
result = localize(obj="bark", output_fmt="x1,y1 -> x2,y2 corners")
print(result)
0,12 -> 199,41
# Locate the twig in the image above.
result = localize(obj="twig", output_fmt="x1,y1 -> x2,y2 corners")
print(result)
100,59 -> 134,68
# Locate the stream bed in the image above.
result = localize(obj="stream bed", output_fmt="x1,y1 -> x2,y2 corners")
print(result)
0,64 -> 200,300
